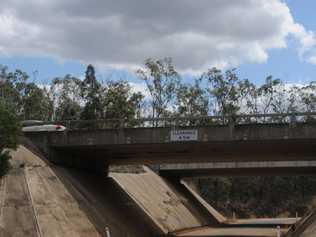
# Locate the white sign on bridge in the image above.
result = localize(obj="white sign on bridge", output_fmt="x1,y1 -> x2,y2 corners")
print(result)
170,129 -> 198,142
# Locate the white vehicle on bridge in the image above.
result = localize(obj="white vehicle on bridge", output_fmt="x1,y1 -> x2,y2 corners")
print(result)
22,121 -> 66,132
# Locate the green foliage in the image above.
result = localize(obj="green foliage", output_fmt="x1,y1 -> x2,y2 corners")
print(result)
196,176 -> 316,218
0,66 -> 28,114
103,80 -> 144,121
51,75 -> 82,121
137,58 -> 180,118
0,102 -> 20,150
81,65 -> 103,120
23,83 -> 53,120
257,76 -> 281,114
300,82 -> 316,112
0,101 -> 20,177
0,150 -> 11,177
205,68 -> 241,116
176,79 -> 208,117
0,65 -> 53,120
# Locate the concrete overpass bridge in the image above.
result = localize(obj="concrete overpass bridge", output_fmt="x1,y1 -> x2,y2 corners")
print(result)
24,112 -> 316,175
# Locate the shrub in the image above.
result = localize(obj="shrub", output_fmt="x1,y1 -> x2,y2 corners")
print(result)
0,101 -> 20,177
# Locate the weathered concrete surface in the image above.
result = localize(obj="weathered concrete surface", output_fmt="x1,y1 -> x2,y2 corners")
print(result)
1,146 -> 159,237
4,146 -> 227,237
0,146 -> 101,237
300,221 -> 316,237
172,226 -> 288,237
180,179 -> 226,223
24,123 -> 316,169
111,168 -> 216,234
47,123 -> 316,146
159,161 -> 316,177
0,167 -> 39,237
230,218 -> 298,226
0,145 -> 306,237
285,209 -> 316,237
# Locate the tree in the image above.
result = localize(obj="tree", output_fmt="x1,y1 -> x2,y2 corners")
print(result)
300,82 -> 316,112
205,68 -> 241,117
257,76 -> 281,115
81,65 -> 103,120
137,58 -> 180,119
51,75 -> 82,121
238,79 -> 258,114
0,66 -> 53,121
0,67 -> 28,116
176,78 -> 208,117
23,83 -> 53,121
103,80 -> 144,121
0,101 -> 20,177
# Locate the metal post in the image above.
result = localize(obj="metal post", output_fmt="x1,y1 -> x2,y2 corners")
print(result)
276,226 -> 281,237
105,227 -> 111,237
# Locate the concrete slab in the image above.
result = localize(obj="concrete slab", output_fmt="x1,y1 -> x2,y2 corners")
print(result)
5,145 -> 157,237
0,168 -> 39,237
25,167 -> 101,237
181,179 -> 226,223
0,146 -> 101,237
173,226 -> 288,237
111,168 -> 210,234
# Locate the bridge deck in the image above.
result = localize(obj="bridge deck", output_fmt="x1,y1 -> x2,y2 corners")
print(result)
24,122 -> 316,172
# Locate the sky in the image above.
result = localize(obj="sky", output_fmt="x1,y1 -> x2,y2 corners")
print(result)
0,0 -> 316,86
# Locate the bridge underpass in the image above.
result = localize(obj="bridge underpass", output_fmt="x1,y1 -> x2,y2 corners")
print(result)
23,114 -> 316,236
25,118 -> 316,174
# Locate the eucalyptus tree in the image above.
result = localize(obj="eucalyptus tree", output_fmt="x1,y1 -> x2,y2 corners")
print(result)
0,67 -> 28,117
81,64 -> 103,120
103,80 -> 144,120
300,81 -> 316,112
205,68 -> 241,117
257,76 -> 281,115
23,82 -> 53,121
51,74 -> 82,121
137,58 -> 181,119
176,78 -> 208,117
0,66 -> 52,120
238,79 -> 258,114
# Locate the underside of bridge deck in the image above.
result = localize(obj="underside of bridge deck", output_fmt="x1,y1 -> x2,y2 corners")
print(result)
49,139 -> 316,170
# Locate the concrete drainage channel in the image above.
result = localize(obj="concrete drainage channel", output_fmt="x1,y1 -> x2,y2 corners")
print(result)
2,145 -> 316,237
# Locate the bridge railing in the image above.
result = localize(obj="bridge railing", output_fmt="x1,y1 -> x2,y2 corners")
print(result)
53,112 -> 316,130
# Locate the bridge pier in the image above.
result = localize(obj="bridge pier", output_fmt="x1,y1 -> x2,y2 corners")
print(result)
164,175 -> 226,225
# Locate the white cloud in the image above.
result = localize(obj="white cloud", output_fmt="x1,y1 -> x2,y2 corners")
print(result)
0,0 -> 315,71
308,56 -> 316,65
